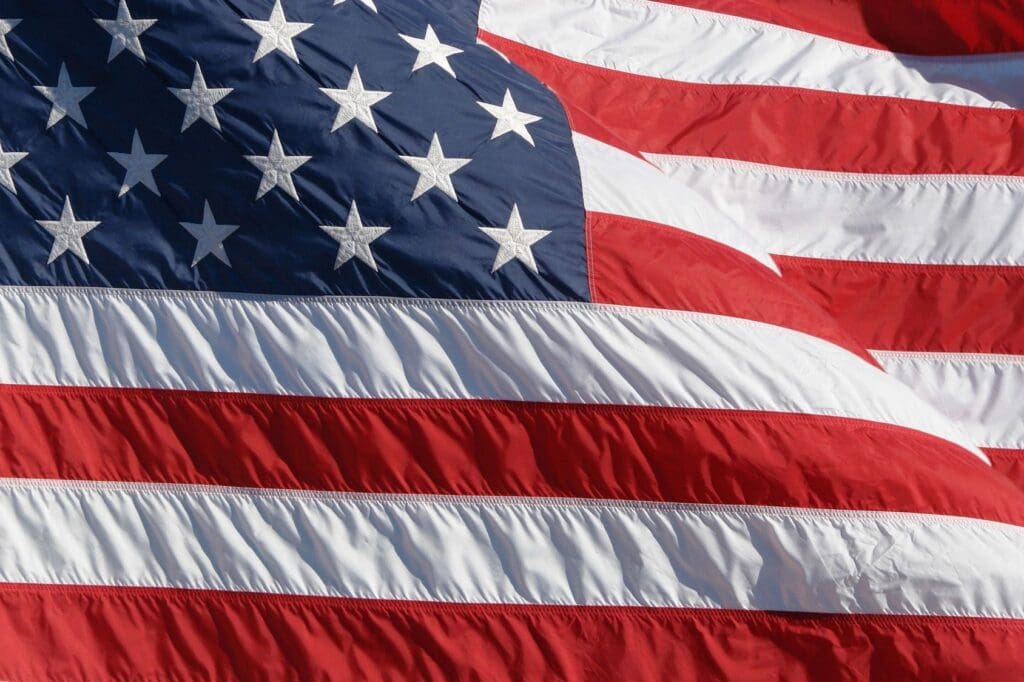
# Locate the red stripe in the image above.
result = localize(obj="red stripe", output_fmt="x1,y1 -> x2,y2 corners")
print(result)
987,448 -> 1024,493
658,0 -> 1024,56
1,384 -> 1021,524
775,256 -> 1024,354
481,32 -> 1024,175
0,583 -> 1021,681
586,212 -> 873,361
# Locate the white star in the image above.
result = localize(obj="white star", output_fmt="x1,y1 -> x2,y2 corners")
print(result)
479,204 -> 551,274
0,18 -> 20,61
241,0 -> 313,64
180,200 -> 240,267
320,66 -> 390,133
399,25 -> 462,78
320,201 -> 389,271
333,0 -> 377,11
478,89 -> 542,146
170,62 -> 233,132
108,129 -> 166,197
95,0 -> 157,63
36,196 -> 101,265
399,133 -> 470,202
35,63 -> 95,129
245,128 -> 311,200
0,141 -> 27,195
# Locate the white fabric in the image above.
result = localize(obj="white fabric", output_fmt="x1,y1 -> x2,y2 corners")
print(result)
480,0 -> 1024,108
648,153 -> 1024,266
874,351 -> 1024,449
0,285 -> 982,457
574,133 -> 779,272
1,478 -> 1022,617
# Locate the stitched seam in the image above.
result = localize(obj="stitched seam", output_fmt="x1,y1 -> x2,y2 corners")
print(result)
3,476 -> 1021,534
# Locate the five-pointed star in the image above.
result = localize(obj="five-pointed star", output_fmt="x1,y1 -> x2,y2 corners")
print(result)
0,141 -> 27,195
333,0 -> 377,11
170,62 -> 233,132
320,66 -> 390,133
108,129 -> 166,197
478,89 -> 542,146
0,18 -> 20,61
36,196 -> 101,265
399,133 -> 470,201
95,0 -> 157,63
479,204 -> 551,274
320,201 -> 389,270
180,200 -> 240,267
399,25 -> 462,78
241,0 -> 313,64
35,63 -> 95,129
245,128 -> 311,200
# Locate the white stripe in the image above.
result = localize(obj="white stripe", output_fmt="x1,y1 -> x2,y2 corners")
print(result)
574,133 -> 779,272
874,351 -> 1024,450
647,153 -> 1024,266
480,0 -> 1024,108
0,285 -> 981,457
1,479 -> 1022,617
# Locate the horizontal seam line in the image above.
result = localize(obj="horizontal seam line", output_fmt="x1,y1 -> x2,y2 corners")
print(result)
2,582 -> 1024,625
1,476 -> 1020,532
644,153 -> 1024,184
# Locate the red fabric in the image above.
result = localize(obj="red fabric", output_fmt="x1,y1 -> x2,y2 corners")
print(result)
586,212 -> 872,361
1,384 -> 1021,523
775,256 -> 1024,354
987,448 -> 1024,492
1,584 -> 1022,681
659,0 -> 1024,55
480,32 -> 1024,176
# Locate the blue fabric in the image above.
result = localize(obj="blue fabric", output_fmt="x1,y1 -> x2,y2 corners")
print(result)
0,0 -> 588,300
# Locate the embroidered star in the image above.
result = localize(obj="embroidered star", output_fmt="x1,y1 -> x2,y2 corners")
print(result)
479,204 -> 551,274
180,200 -> 240,267
320,201 -> 389,271
95,0 -> 157,63
399,25 -> 461,78
245,128 -> 311,200
36,196 -> 101,265
0,18 -> 20,61
399,133 -> 470,201
333,0 -> 377,11
320,66 -> 390,133
0,141 -> 27,195
478,89 -> 542,146
170,62 -> 233,132
35,63 -> 95,129
241,0 -> 313,64
108,129 -> 166,197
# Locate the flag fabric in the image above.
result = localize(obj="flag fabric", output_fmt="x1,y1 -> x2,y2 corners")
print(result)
0,0 -> 1022,679
479,0 -> 1024,491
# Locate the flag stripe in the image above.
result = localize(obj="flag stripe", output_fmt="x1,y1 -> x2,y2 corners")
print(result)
2,385 -> 1020,522
482,33 -> 1024,176
657,0 -> 1024,56
777,257 -> 1024,354
0,286 -> 978,455
1,478 -> 1022,616
586,212 -> 871,360
987,449 -> 1024,491
575,133 -> 778,272
2,585 -> 1023,681
479,0 -> 1023,108
645,153 -> 1024,266
873,351 -> 1024,449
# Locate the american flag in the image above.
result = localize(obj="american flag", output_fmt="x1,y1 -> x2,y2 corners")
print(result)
0,0 -> 1022,678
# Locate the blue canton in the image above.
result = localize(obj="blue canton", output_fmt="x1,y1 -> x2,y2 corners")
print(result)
0,0 -> 589,301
